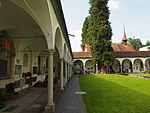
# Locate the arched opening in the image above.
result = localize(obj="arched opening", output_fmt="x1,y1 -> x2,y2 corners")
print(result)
0,0 -> 50,90
112,59 -> 121,73
63,44 -> 67,81
145,58 -> 150,71
133,59 -> 143,72
54,27 -> 63,88
122,59 -> 133,73
0,36 -> 15,79
38,56 -> 42,75
22,47 -> 32,73
54,27 -> 63,58
73,60 -> 84,74
85,60 -> 95,74
53,47 -> 61,85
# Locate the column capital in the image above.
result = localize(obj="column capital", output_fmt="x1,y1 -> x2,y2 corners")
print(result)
46,49 -> 55,54
60,58 -> 64,61
65,61 -> 69,64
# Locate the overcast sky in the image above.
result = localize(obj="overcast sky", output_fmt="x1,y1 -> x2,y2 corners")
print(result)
61,0 -> 150,52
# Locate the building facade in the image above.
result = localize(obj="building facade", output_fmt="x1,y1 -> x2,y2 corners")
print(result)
73,31 -> 150,74
0,0 -> 73,109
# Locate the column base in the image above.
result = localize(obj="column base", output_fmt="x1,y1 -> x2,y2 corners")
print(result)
44,103 -> 55,112
60,87 -> 64,91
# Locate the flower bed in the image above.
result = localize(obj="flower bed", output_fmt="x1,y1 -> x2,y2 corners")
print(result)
33,80 -> 59,92
0,83 -> 18,109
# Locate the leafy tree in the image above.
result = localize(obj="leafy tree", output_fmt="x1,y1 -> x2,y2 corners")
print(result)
90,38 -> 115,65
145,40 -> 150,46
82,0 -> 115,74
128,37 -> 143,51
81,16 -> 90,50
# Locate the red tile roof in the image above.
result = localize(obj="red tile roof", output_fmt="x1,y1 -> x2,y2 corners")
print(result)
84,43 -> 136,52
116,51 -> 150,57
73,51 -> 150,58
73,43 -> 150,58
73,52 -> 92,58
112,43 -> 135,52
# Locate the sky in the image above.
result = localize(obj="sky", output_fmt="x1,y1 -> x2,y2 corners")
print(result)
61,0 -> 150,52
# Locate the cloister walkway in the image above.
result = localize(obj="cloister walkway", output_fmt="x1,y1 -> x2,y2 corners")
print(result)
51,75 -> 86,113
0,75 -> 86,113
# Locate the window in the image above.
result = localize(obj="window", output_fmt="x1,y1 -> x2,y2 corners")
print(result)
23,53 -> 28,67
0,38 -> 11,79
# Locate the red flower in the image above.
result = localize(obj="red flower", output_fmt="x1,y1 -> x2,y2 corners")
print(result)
53,85 -> 57,89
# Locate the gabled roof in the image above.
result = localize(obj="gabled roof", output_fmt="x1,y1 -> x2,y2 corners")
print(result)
73,52 -> 92,58
73,51 -> 150,58
73,43 -> 150,59
112,43 -> 136,52
116,51 -> 150,57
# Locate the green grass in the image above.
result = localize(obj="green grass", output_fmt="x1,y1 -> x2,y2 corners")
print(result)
129,73 -> 150,76
79,74 -> 150,113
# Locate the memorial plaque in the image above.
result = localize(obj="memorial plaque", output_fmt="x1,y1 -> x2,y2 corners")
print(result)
0,60 -> 7,78
15,65 -> 22,75
33,67 -> 38,74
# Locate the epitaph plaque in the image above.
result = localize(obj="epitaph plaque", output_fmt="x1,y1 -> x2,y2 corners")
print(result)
15,65 -> 22,75
33,67 -> 38,74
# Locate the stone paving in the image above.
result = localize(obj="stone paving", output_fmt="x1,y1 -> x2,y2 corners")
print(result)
0,75 -> 87,113
52,75 -> 87,113
0,87 -> 47,113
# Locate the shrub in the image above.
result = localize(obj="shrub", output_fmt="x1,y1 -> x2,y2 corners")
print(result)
5,83 -> 18,97
33,80 -> 48,87
144,71 -> 150,74
0,99 -> 5,109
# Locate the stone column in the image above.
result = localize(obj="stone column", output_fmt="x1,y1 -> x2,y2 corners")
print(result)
70,65 -> 73,77
96,64 -> 98,74
68,64 -> 70,78
67,63 -> 70,80
120,65 -> 123,74
68,64 -> 70,79
46,49 -> 55,110
65,61 -> 68,85
60,58 -> 64,90
69,64 -> 71,78
83,65 -> 86,74
41,56 -> 44,76
143,63 -> 146,72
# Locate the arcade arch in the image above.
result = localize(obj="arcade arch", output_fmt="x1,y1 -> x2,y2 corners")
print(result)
122,59 -> 132,73
73,60 -> 84,74
133,59 -> 144,72
85,60 -> 95,74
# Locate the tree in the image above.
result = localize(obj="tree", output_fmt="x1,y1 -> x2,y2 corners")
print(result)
81,16 -> 90,50
128,37 -> 143,51
82,0 -> 115,74
90,39 -> 115,74
145,40 -> 150,46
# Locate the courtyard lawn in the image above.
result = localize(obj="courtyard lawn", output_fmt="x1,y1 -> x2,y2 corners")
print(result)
129,73 -> 150,76
79,74 -> 150,113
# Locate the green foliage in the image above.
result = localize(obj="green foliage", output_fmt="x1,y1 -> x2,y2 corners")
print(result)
145,40 -> 150,46
0,99 -> 5,109
90,38 -> 115,65
5,83 -> 18,97
82,16 -> 91,45
5,83 -> 15,95
144,71 -> 150,74
81,0 -> 114,67
79,74 -> 150,113
128,37 -> 143,51
88,0 -> 112,41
